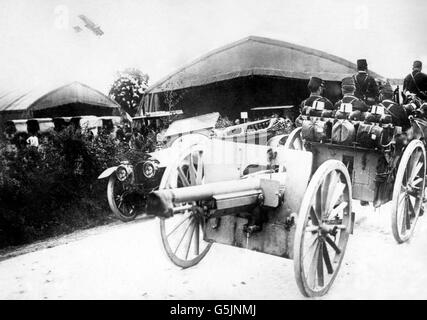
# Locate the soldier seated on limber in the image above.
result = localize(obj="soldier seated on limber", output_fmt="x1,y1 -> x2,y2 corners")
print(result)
295,76 -> 334,127
334,77 -> 371,207
353,59 -> 379,106
378,82 -> 411,130
334,77 -> 369,120
403,60 -> 427,102
300,76 -> 333,116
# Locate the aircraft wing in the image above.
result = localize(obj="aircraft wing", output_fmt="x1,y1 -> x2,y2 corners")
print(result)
78,14 -> 96,28
91,26 -> 104,36
78,14 -> 104,36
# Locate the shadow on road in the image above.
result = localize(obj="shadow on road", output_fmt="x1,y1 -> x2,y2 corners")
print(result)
0,214 -> 156,262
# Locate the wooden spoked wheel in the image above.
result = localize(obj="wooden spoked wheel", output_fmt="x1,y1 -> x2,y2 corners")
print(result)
391,139 -> 426,243
159,144 -> 212,268
284,127 -> 305,150
107,174 -> 138,222
294,160 -> 352,297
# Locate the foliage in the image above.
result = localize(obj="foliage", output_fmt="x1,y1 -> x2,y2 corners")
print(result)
0,128 -> 136,249
163,89 -> 184,112
160,79 -> 187,112
109,68 -> 149,116
215,116 -> 233,129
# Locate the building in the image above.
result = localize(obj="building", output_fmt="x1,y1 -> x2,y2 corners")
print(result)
0,81 -> 120,131
27,82 -> 120,118
0,90 -> 38,124
139,36 -> 385,119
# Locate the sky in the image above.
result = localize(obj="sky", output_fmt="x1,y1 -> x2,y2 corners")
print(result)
0,0 -> 426,95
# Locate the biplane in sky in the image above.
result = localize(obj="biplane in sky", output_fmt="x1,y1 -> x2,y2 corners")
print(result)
78,14 -> 104,36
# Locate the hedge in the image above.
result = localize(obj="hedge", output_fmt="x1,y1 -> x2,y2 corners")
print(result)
0,127 -> 140,249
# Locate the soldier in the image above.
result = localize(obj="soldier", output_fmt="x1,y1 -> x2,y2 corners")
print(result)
353,59 -> 379,106
403,60 -> 427,101
379,82 -> 410,130
300,76 -> 333,115
335,77 -> 369,113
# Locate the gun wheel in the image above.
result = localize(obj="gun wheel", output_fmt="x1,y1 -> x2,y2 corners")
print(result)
159,144 -> 212,268
391,139 -> 426,243
294,160 -> 352,297
284,127 -> 305,150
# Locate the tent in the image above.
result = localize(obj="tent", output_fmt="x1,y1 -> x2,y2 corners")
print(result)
139,36 -> 385,119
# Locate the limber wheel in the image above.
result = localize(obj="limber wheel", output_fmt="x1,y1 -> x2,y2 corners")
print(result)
284,127 -> 305,150
107,174 -> 138,222
294,160 -> 352,297
391,139 -> 426,243
159,144 -> 212,268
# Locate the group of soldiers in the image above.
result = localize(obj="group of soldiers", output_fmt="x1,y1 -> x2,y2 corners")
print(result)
300,59 -> 427,129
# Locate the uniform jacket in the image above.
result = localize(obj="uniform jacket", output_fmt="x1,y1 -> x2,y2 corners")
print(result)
334,95 -> 369,112
300,94 -> 333,112
380,99 -> 410,129
403,70 -> 427,100
353,72 -> 379,105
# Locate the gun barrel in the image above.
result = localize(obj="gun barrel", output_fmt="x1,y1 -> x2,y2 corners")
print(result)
147,178 -> 263,218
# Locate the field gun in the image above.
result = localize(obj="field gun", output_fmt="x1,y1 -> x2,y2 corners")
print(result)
145,117 -> 427,297
146,138 -> 357,297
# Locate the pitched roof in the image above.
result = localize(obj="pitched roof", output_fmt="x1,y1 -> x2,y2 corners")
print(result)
0,82 -> 119,115
0,90 -> 40,112
27,81 -> 119,111
147,36 -> 385,94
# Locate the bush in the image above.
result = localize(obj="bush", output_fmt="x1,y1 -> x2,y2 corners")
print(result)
0,128 -> 134,249
215,116 -> 233,129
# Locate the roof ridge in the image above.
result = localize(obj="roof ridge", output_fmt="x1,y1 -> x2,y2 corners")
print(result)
28,81 -> 119,111
74,81 -> 120,107
146,37 -> 255,91
27,82 -> 80,110
4,92 -> 32,111
248,36 -> 356,67
246,36 -> 382,79
145,35 -> 384,93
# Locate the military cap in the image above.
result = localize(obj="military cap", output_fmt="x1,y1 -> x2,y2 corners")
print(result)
308,76 -> 324,91
413,60 -> 422,69
357,59 -> 368,71
341,77 -> 355,87
341,77 -> 356,94
380,82 -> 393,95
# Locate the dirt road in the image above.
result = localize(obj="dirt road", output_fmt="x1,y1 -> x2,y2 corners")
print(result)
1,202 -> 427,300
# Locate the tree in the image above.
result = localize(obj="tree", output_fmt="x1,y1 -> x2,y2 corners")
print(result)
109,68 -> 149,116
160,78 -> 187,112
